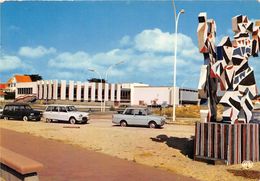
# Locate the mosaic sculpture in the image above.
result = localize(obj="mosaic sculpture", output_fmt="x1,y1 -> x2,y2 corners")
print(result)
197,13 -> 260,124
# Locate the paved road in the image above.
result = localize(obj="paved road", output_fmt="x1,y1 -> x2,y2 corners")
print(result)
0,128 -> 196,181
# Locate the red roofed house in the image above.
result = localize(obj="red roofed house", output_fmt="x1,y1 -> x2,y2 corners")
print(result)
6,75 -> 32,92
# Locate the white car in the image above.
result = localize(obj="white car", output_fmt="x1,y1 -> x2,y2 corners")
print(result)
43,105 -> 89,124
112,107 -> 166,128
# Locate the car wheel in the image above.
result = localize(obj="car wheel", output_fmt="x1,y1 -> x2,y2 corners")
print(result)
3,116 -> 9,120
120,120 -> 127,127
23,116 -> 29,121
69,117 -> 77,124
46,118 -> 52,123
148,121 -> 157,129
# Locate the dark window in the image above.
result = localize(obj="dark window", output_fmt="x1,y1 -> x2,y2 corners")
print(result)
95,89 -> 98,99
114,90 -> 117,99
74,88 -> 77,99
60,106 -> 67,112
108,90 -> 111,99
81,87 -> 84,99
57,86 -> 61,98
88,88 -> 91,99
66,87 -> 69,98
53,106 -> 59,112
124,109 -> 133,115
46,106 -> 53,112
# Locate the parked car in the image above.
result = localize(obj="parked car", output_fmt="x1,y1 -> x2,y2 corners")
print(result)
2,103 -> 41,121
43,105 -> 89,124
112,107 -> 166,128
0,106 -> 3,118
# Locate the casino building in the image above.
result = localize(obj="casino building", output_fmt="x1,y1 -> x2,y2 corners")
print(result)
15,80 -> 198,107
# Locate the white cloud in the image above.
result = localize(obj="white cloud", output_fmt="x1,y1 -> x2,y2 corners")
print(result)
134,28 -> 201,60
119,35 -> 131,46
19,46 -> 56,58
0,55 -> 24,72
48,51 -> 91,69
47,28 -> 202,86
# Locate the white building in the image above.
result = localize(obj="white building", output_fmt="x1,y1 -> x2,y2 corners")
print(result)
15,80 -> 198,106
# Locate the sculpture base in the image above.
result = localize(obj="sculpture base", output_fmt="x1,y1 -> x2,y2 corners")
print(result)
194,122 -> 260,165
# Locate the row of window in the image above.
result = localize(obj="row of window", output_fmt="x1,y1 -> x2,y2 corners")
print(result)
17,88 -> 33,95
37,85 -> 130,100
4,105 -> 32,111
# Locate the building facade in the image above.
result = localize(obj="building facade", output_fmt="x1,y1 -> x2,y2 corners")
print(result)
16,80 -> 198,106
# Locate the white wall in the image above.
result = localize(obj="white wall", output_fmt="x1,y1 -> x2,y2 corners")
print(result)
15,82 -> 38,98
131,86 -> 179,106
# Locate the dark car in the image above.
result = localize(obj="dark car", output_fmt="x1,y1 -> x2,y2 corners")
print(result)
2,103 -> 41,121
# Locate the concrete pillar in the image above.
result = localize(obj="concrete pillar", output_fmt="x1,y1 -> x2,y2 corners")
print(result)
91,82 -> 96,101
110,84 -> 115,101
48,80 -> 53,100
38,81 -> 43,99
130,84 -> 135,106
84,82 -> 89,101
43,80 -> 48,100
53,80 -> 58,100
69,81 -> 74,101
104,83 -> 109,101
116,84 -> 121,101
60,80 -> 66,100
98,83 -> 102,101
76,81 -> 81,101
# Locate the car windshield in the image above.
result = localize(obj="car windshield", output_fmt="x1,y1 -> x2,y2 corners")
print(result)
67,106 -> 77,111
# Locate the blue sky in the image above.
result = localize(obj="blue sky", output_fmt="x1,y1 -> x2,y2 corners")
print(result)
0,1 -> 260,89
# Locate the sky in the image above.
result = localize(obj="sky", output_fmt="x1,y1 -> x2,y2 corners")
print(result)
0,0 -> 260,89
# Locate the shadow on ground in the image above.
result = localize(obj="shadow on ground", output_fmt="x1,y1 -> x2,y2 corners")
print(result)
227,169 -> 260,180
150,135 -> 194,159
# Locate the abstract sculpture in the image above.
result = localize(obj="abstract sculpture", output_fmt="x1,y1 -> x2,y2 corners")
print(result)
197,12 -> 260,124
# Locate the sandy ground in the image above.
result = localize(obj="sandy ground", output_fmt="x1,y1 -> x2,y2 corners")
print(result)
0,118 -> 260,181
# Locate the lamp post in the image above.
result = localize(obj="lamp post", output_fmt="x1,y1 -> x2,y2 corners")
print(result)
88,68 -> 103,112
104,60 -> 124,111
88,61 -> 124,112
105,60 -> 124,81
172,1 -> 184,122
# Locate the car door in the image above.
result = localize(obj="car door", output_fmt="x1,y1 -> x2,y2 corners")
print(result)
13,105 -> 22,119
51,106 -> 59,120
44,106 -> 53,120
123,108 -> 135,125
133,109 -> 148,126
3,105 -> 12,118
59,106 -> 69,121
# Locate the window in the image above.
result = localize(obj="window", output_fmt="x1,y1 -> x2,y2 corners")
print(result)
67,106 -> 77,111
124,109 -> 133,115
52,106 -> 59,112
46,106 -> 53,112
132,109 -> 139,115
59,106 -> 67,112
138,109 -> 147,116
17,88 -> 33,95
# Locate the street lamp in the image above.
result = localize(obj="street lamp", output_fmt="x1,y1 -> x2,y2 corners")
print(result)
103,60 -> 124,111
88,68 -> 103,112
172,1 -> 184,122
105,60 -> 124,81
